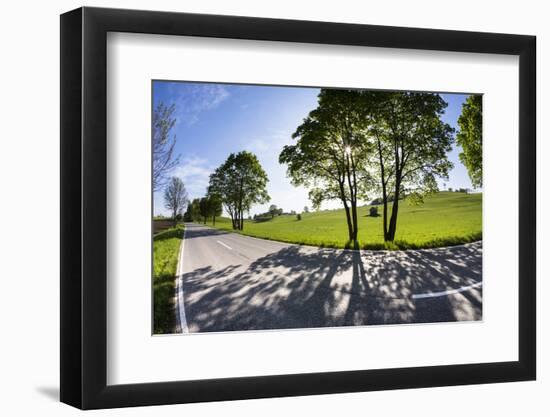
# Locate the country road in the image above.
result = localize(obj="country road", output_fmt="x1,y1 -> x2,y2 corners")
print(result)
176,223 -> 482,333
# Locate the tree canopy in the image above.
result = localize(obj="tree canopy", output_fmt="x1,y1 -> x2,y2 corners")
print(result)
153,102 -> 179,192
456,95 -> 482,188
280,89 -> 372,243
163,177 -> 188,225
199,197 -> 210,224
196,195 -> 223,225
280,89 -> 456,243
363,91 -> 454,241
183,198 -> 199,222
269,204 -> 279,218
208,151 -> 270,230
206,194 -> 223,226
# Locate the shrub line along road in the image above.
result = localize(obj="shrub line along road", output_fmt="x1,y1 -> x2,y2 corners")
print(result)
176,223 -> 482,333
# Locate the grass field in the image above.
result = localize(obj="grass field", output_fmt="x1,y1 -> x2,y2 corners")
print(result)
153,224 -> 184,334
206,192 -> 482,250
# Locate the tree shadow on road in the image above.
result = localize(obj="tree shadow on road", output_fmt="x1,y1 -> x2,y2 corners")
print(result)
180,243 -> 482,332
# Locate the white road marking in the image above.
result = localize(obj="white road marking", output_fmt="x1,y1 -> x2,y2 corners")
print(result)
412,281 -> 482,299
216,240 -> 232,250
175,226 -> 189,333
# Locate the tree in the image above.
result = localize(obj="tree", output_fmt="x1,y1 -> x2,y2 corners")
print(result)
199,197 -> 210,224
280,89 -> 371,243
183,204 -> 193,222
182,198 -> 201,222
208,151 -> 270,230
153,102 -> 179,192
363,91 -> 454,242
163,177 -> 188,226
190,198 -> 201,222
269,204 -> 279,218
456,95 -> 482,188
208,194 -> 223,226
303,206 -> 309,213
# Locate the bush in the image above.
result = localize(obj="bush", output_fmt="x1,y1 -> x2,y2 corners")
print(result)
297,213 -> 302,221
369,206 -> 379,217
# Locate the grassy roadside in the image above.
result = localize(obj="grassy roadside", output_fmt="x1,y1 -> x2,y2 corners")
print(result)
153,224 -> 184,334
206,192 -> 482,250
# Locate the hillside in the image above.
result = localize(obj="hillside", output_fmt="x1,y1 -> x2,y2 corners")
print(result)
204,191 -> 482,250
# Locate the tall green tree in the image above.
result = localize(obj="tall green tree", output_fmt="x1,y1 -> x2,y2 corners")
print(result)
280,89 -> 372,243
163,177 -> 188,226
363,91 -> 454,242
207,194 -> 223,226
188,198 -> 201,222
153,102 -> 179,192
183,203 -> 193,222
183,198 -> 201,222
208,151 -> 270,230
456,95 -> 482,188
199,197 -> 210,224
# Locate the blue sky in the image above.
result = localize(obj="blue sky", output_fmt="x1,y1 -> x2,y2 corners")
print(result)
153,81 -> 477,217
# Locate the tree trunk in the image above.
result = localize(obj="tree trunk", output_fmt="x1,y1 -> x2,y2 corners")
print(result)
344,153 -> 359,245
230,211 -> 236,230
376,137 -> 389,241
382,194 -> 389,241
350,153 -> 359,245
213,215 -> 216,226
350,201 -> 358,244
338,180 -> 354,241
387,180 -> 401,241
387,200 -> 399,241
386,137 -> 402,242
343,204 -> 353,241
237,178 -> 244,231
233,204 -> 240,230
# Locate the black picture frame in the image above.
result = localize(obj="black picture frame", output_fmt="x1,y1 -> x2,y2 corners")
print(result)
60,6 -> 536,410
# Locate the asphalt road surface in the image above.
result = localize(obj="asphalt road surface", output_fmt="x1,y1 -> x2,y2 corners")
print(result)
176,223 -> 482,333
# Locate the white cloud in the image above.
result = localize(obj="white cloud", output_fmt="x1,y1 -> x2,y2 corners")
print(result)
245,139 -> 271,154
168,83 -> 230,125
243,130 -> 292,157
171,155 -> 214,199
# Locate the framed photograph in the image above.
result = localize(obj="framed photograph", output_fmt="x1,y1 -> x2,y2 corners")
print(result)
60,6 -> 536,409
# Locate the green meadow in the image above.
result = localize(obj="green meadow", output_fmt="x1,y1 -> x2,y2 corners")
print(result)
206,191 -> 482,250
